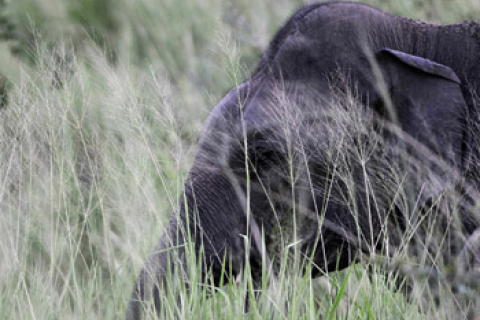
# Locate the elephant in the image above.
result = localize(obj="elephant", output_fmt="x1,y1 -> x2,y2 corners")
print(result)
127,1 -> 480,318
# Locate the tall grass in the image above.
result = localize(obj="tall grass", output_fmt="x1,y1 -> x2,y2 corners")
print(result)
0,0 -> 479,319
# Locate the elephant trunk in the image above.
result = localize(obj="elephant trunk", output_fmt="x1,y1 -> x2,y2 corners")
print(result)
127,167 -> 252,319
127,217 -> 185,320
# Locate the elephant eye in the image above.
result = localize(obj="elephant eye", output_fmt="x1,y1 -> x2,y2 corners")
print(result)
249,132 -> 286,170
227,128 -> 288,181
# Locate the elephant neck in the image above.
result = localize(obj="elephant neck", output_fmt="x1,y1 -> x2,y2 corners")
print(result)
430,22 -> 480,82
432,22 -> 480,188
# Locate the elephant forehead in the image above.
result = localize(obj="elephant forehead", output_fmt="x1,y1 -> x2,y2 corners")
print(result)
270,18 -> 376,83
271,32 -> 355,81
242,80 -> 334,131
296,1 -> 406,37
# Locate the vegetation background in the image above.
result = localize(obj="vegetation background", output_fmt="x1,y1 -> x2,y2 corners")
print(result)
0,0 -> 479,319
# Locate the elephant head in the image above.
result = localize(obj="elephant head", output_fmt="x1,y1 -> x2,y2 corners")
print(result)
128,2 -> 479,319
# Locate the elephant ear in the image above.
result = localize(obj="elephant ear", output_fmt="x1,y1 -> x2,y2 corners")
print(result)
374,48 -> 466,164
374,48 -> 467,200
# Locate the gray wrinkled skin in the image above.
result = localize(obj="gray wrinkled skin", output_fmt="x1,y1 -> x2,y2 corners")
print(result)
127,2 -> 480,319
